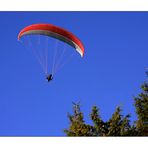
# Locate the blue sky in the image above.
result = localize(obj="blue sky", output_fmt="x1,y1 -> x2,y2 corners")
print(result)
0,12 -> 147,136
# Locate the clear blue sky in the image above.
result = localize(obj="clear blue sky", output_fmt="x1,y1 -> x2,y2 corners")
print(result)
0,12 -> 148,136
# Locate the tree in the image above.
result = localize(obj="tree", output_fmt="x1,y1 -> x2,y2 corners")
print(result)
64,78 -> 148,136
134,82 -> 148,136
64,103 -> 94,136
90,106 -> 107,136
64,104 -> 135,136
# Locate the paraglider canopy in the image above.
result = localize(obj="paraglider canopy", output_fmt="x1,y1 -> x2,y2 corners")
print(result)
18,23 -> 84,57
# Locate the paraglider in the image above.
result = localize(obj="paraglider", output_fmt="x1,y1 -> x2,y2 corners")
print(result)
18,23 -> 84,82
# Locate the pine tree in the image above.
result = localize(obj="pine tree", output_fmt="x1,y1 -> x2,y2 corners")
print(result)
64,104 -> 133,136
107,107 -> 132,136
134,82 -> 148,136
64,74 -> 148,136
64,103 -> 94,136
90,106 -> 109,136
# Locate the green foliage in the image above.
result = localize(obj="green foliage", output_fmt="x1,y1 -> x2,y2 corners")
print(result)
90,106 -> 107,136
64,103 -> 94,136
64,104 -> 135,136
64,76 -> 148,136
107,107 -> 132,136
134,82 -> 148,136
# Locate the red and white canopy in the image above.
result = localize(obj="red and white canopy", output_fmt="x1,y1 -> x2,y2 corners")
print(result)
18,23 -> 84,57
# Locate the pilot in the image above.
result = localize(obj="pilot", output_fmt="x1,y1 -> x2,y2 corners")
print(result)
46,74 -> 53,82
